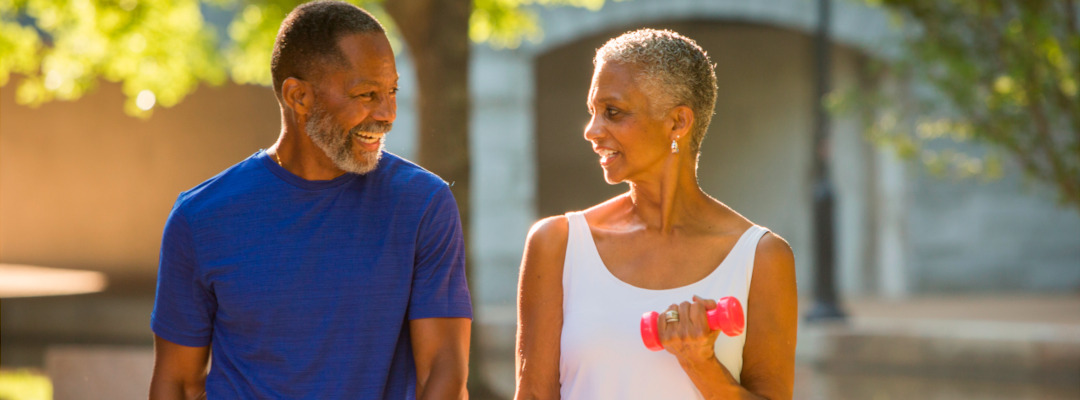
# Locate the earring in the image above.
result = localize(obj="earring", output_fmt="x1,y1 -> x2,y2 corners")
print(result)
671,138 -> 679,154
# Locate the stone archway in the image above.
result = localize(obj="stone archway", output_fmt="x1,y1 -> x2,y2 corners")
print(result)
466,0 -> 892,317
527,0 -> 895,57
530,18 -> 879,295
533,20 -> 816,268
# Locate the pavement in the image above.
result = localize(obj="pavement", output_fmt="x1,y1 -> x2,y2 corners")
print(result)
794,295 -> 1080,399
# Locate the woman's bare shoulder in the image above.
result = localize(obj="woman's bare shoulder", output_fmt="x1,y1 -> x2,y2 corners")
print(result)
752,230 -> 796,290
520,215 -> 570,296
527,215 -> 570,247
525,193 -> 630,258
757,231 -> 793,256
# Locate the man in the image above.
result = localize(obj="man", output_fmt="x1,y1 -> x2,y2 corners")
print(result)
148,1 -> 472,398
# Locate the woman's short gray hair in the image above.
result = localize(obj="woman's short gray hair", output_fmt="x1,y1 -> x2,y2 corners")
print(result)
594,29 -> 717,154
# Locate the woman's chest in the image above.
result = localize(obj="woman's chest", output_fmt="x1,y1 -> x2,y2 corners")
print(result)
592,231 -> 741,289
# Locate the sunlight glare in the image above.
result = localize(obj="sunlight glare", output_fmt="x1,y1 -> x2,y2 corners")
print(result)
136,90 -> 156,110
0,264 -> 108,298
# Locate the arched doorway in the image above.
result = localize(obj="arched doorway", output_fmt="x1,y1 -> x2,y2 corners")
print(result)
534,21 -> 836,282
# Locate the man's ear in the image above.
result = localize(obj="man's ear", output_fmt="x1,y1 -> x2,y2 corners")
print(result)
668,105 -> 694,141
282,77 -> 313,116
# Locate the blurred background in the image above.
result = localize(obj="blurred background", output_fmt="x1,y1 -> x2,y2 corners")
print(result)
2,0 -> 1079,399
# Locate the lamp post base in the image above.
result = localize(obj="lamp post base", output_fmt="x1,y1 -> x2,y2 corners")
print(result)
804,301 -> 847,322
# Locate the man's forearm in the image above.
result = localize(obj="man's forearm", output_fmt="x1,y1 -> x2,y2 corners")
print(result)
411,317 -> 471,400
417,361 -> 468,400
148,377 -> 206,400
150,336 -> 210,400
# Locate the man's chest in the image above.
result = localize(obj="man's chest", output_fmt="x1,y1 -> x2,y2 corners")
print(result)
192,212 -> 421,325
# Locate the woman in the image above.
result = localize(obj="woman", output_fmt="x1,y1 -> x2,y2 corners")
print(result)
515,29 -> 797,399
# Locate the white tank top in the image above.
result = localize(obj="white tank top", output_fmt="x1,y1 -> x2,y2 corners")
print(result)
559,211 -> 768,399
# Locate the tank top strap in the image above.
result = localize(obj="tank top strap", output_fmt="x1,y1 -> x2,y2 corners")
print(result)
563,211 -> 591,266
564,211 -> 588,241
562,211 -> 601,299
731,225 -> 769,288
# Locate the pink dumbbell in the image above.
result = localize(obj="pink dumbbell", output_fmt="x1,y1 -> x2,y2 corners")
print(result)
640,296 -> 745,351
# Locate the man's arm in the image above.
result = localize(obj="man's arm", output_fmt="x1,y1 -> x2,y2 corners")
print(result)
410,317 -> 471,400
149,335 -> 210,400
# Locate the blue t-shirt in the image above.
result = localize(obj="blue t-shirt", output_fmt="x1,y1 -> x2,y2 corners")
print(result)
151,150 -> 472,399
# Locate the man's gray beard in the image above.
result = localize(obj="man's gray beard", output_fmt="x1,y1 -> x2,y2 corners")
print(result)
305,105 -> 384,175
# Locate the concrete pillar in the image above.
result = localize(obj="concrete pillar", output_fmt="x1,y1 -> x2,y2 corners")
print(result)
876,145 -> 910,298
469,45 -> 537,345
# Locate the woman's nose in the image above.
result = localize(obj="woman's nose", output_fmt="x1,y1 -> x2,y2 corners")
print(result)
584,115 -> 602,142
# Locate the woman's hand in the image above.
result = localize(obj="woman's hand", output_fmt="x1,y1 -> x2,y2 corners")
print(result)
658,295 -> 723,365
655,233 -> 797,400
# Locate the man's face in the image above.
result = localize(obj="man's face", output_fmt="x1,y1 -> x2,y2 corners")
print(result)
306,32 -> 398,175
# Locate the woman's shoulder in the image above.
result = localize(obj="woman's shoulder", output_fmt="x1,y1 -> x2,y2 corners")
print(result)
750,227 -> 795,286
726,207 -> 793,264
521,215 -> 571,282
529,214 -> 569,237
756,231 -> 794,263
525,215 -> 571,253
525,194 -> 631,255
703,202 -> 794,266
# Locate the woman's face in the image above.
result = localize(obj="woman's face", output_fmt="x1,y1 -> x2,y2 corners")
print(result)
585,61 -> 672,185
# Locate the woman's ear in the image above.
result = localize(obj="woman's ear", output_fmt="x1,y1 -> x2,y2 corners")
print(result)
282,77 -> 313,117
669,105 -> 694,141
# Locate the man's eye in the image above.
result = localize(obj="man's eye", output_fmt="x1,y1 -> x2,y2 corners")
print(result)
390,87 -> 399,95
606,107 -> 620,118
356,92 -> 375,99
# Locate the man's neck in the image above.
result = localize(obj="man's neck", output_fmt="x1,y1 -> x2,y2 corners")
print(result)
270,128 -> 348,181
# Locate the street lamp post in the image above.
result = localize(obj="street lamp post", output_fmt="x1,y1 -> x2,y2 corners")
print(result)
805,0 -> 847,322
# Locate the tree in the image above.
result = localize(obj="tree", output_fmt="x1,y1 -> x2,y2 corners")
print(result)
849,0 -> 1080,212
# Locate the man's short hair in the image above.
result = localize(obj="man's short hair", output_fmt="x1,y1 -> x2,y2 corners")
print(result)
271,0 -> 385,97
595,29 -> 718,155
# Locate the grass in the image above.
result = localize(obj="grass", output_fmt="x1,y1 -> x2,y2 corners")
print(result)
0,369 -> 51,400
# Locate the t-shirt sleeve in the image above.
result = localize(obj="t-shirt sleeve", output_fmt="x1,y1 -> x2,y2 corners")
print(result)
408,185 -> 473,320
150,201 -> 216,347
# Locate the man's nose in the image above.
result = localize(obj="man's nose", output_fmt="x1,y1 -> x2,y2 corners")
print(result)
372,94 -> 396,122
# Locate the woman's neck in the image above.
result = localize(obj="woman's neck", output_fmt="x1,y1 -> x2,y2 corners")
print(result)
627,152 -> 706,235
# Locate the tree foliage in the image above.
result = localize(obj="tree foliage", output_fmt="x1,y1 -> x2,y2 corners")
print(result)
0,0 -> 224,115
0,0 -> 606,116
855,0 -> 1080,211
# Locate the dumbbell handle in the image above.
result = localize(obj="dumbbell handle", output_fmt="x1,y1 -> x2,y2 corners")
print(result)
640,296 -> 745,352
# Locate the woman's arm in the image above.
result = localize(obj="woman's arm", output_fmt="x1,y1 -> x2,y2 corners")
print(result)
514,216 -> 569,400
660,232 -> 798,400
